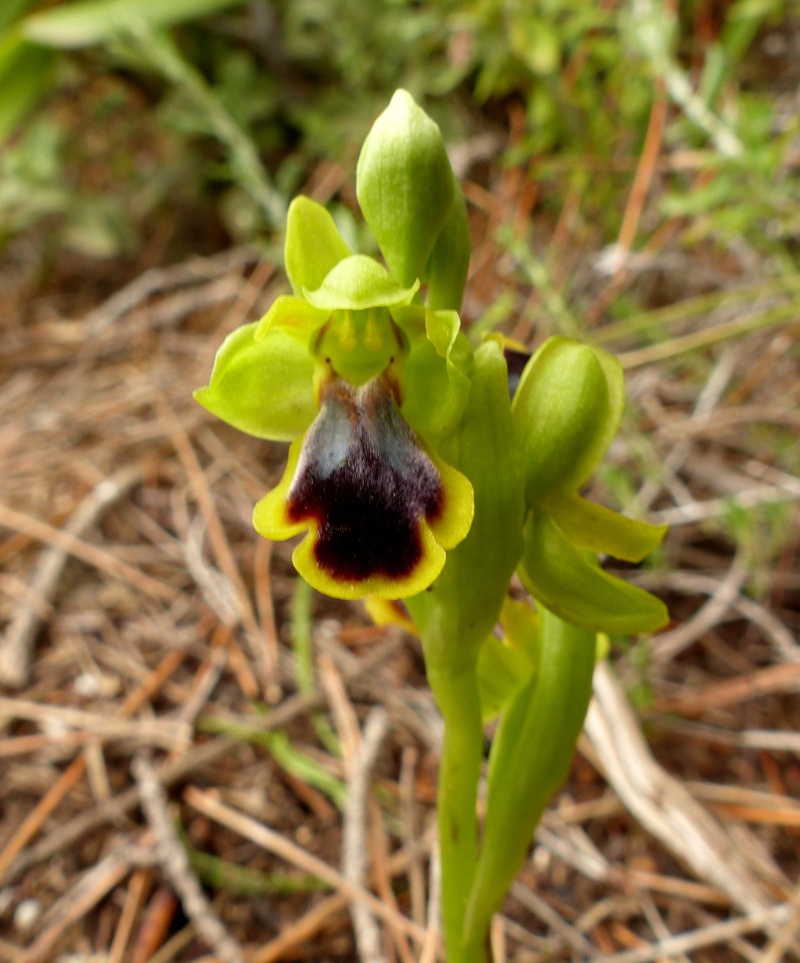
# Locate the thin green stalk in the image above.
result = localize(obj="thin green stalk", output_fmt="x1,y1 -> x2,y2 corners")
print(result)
618,301 -> 800,369
291,576 -> 340,754
124,23 -> 286,229
427,666 -> 485,963
591,274 -> 800,346
179,832 -> 330,896
463,609 -> 596,954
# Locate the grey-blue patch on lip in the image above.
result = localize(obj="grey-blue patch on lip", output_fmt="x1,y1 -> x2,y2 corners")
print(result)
286,374 -> 444,583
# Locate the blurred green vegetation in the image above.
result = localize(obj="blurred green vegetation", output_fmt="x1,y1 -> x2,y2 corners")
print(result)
0,0 -> 793,264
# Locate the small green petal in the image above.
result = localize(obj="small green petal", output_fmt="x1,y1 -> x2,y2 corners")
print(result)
512,337 -> 623,503
356,89 -> 454,288
394,305 -> 473,441
519,511 -> 669,634
543,490 -> 668,562
194,323 -> 315,442
255,295 -> 329,345
304,255 -> 419,311
285,196 -> 352,296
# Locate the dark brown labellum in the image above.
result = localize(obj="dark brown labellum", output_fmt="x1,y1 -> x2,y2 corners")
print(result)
286,374 -> 444,582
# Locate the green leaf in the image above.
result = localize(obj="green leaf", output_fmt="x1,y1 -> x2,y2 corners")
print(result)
0,33 -> 55,143
23,0 -> 249,48
519,511 -> 669,634
356,89 -> 454,288
543,491 -> 668,562
395,306 -> 473,442
512,337 -> 624,504
194,322 -> 315,442
425,178 -> 471,312
285,196 -> 351,297
303,255 -> 419,311
465,608 -> 596,952
0,0 -> 40,35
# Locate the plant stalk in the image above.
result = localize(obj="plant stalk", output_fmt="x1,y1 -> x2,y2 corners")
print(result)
427,665 -> 486,963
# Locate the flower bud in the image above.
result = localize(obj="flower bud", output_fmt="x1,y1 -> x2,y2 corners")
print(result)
512,337 -> 623,505
356,89 -> 454,287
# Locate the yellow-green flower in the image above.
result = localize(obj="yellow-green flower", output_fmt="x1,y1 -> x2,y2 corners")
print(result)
195,201 -> 474,600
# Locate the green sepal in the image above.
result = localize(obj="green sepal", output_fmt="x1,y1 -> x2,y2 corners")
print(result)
543,490 -> 668,562
304,255 -> 419,311
407,340 -> 525,672
425,178 -> 471,312
394,306 -> 473,442
356,89 -> 454,288
512,337 -> 624,504
255,295 -> 329,346
476,597 -> 538,723
194,322 -> 316,442
519,511 -> 669,634
284,196 -> 351,296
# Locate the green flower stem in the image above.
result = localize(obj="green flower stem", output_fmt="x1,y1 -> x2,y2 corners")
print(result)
291,576 -> 340,754
426,664 -> 485,963
463,608 -> 597,955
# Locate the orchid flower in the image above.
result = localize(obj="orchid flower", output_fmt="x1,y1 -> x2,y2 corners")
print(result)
195,89 -> 670,963
195,92 -> 475,600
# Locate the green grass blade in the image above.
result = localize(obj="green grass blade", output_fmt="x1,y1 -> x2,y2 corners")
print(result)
23,0 -> 249,48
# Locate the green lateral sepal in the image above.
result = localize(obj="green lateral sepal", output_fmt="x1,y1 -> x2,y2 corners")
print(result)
193,322 -> 316,441
543,490 -> 668,562
519,510 -> 669,635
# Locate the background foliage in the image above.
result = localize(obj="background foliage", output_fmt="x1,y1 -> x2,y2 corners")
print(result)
2,0 -> 799,644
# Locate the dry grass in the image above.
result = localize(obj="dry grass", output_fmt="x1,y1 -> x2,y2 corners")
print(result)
1,142 -> 799,963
